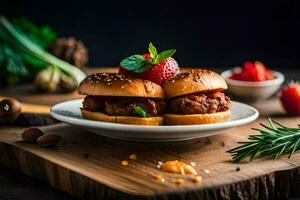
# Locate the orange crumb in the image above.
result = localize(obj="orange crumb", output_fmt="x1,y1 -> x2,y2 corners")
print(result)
121,160 -> 129,166
191,175 -> 202,183
175,178 -> 184,185
153,174 -> 165,182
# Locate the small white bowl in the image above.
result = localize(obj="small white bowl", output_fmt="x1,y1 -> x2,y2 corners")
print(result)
221,68 -> 285,102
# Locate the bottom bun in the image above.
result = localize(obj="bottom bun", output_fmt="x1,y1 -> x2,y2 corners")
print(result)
81,109 -> 163,126
164,110 -> 230,125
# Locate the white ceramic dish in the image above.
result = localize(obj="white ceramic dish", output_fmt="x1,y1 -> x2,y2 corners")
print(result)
50,99 -> 259,142
221,69 -> 285,101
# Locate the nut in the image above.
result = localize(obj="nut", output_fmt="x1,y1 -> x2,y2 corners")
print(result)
21,128 -> 44,143
37,134 -> 61,147
0,98 -> 21,124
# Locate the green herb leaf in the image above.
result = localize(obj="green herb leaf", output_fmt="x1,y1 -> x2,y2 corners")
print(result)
155,49 -> 176,63
0,44 -> 29,86
148,42 -> 157,60
12,17 -> 57,48
11,17 -> 57,68
120,54 -> 151,73
134,106 -> 148,117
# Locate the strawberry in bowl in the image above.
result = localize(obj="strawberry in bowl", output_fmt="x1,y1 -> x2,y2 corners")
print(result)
229,61 -> 275,82
119,43 -> 180,85
221,61 -> 285,101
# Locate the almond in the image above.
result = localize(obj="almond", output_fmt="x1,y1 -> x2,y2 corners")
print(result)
37,134 -> 61,147
21,128 -> 44,143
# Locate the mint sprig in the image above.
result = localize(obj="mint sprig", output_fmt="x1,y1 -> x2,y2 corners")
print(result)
120,42 -> 176,73
133,106 -> 148,117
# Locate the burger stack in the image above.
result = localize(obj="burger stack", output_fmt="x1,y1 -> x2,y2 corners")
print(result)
78,69 -> 231,126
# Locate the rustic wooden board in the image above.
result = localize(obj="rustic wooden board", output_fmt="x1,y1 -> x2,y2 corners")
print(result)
0,67 -> 299,199
0,99 -> 299,200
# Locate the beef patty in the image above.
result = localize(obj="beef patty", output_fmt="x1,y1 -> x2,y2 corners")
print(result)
82,96 -> 166,116
169,92 -> 231,114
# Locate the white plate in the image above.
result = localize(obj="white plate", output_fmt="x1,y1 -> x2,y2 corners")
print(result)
50,99 -> 259,142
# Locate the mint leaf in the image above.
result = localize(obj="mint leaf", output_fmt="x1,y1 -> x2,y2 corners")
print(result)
148,42 -> 157,60
134,106 -> 148,117
132,64 -> 152,73
155,49 -> 176,63
120,54 -> 148,71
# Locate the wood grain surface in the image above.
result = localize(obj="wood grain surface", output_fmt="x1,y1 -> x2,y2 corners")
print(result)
0,98 -> 299,200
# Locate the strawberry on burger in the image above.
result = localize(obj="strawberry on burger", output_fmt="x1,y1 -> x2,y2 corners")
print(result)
119,42 -> 180,85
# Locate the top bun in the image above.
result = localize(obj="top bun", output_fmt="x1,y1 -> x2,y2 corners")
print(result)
78,73 -> 165,98
162,69 -> 227,99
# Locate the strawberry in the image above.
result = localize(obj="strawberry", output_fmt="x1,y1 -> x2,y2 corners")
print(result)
254,61 -> 275,80
229,60 -> 275,82
243,61 -> 265,81
119,42 -> 179,85
280,83 -> 300,116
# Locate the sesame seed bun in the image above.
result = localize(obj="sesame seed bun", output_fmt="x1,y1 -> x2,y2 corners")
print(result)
162,69 -> 228,99
164,110 -> 230,125
162,69 -> 230,125
78,73 -> 165,98
81,109 -> 163,126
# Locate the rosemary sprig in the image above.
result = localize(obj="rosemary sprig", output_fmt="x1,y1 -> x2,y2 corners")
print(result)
227,118 -> 300,162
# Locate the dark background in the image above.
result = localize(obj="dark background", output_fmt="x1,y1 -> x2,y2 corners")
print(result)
2,0 -> 300,69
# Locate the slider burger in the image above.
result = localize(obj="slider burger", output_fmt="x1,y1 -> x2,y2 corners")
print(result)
162,69 -> 231,125
78,73 -> 165,125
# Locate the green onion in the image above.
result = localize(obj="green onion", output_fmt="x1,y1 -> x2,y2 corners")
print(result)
0,16 -> 86,84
